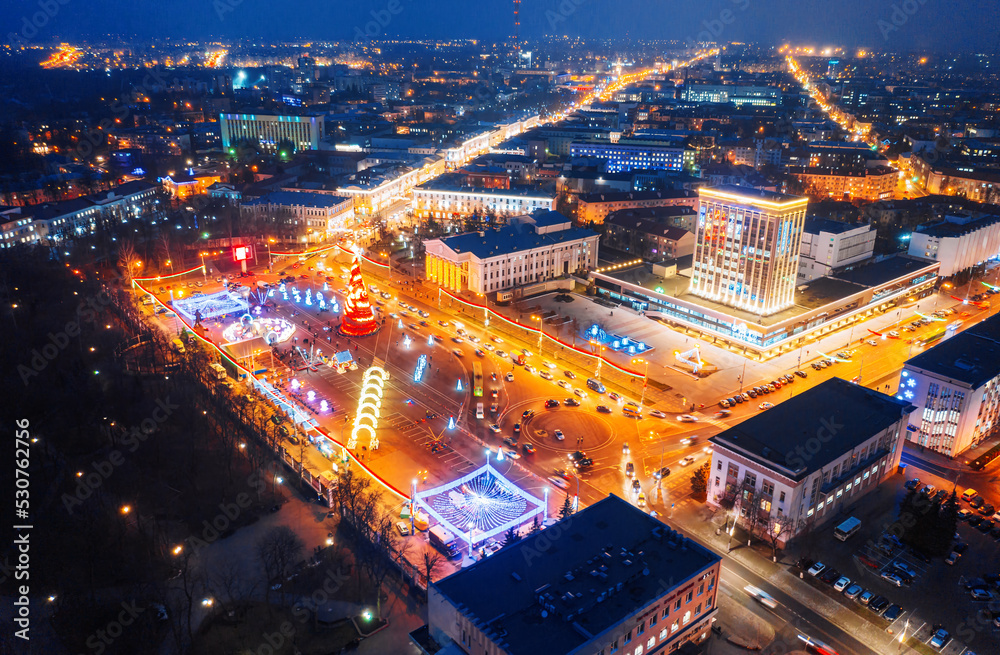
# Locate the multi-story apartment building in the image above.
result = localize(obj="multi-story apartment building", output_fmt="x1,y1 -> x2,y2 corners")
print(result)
220,112 -> 325,152
569,139 -> 695,174
412,177 -> 555,221
797,218 -> 876,283
708,378 -> 913,544
2,180 -> 160,245
577,189 -> 699,225
690,186 -> 809,316
419,495 -> 720,655
788,165 -> 897,202
911,154 -> 1000,202
604,211 -> 695,262
423,212 -> 598,295
240,191 -> 353,243
899,313 -> 1000,456
907,213 -> 1000,277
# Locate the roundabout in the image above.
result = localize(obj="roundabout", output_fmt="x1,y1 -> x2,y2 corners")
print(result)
504,401 -> 617,453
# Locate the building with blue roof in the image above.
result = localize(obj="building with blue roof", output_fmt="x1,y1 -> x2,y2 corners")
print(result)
423,211 -> 599,295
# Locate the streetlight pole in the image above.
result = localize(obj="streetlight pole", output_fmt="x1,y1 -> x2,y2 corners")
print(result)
632,358 -> 649,411
531,315 -> 543,354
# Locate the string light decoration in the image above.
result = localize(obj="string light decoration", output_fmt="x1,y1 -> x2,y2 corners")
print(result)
347,366 -> 387,451
339,255 -> 380,337
415,460 -> 545,548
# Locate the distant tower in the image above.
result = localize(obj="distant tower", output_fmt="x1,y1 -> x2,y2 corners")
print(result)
513,0 -> 521,64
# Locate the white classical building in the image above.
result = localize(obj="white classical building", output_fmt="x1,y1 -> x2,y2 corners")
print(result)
412,176 -> 555,221
899,312 -> 1000,456
423,211 -> 598,295
797,217 -> 876,283
707,378 -> 913,544
241,191 -> 354,243
907,212 -> 1000,277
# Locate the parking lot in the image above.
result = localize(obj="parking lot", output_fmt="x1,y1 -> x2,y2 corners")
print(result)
789,474 -> 1000,654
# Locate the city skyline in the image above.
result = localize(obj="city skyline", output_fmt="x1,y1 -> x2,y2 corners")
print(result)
2,0 -> 999,53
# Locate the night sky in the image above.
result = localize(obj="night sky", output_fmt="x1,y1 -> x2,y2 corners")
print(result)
1,0 -> 998,52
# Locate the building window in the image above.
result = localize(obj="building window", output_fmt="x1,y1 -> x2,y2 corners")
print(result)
682,611 -> 691,625
647,637 -> 656,649
779,491 -> 785,502
638,623 -> 644,636
686,591 -> 693,603
670,621 -> 679,633
659,629 -> 667,640
624,630 -> 632,644
610,639 -> 619,653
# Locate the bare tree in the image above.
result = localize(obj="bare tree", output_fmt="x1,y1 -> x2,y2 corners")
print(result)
257,525 -> 305,607
763,513 -> 793,560
118,239 -> 140,285
421,550 -> 445,588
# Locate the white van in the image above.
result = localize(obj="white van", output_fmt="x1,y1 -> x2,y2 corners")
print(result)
476,403 -> 484,420
962,488 -> 979,502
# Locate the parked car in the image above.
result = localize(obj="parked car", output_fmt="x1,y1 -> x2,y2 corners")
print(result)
929,628 -> 950,650
971,588 -> 993,601
882,604 -> 903,621
395,521 -> 410,536
833,576 -> 851,592
819,568 -> 840,584
904,478 -> 921,490
858,590 -> 874,605
807,562 -> 826,576
880,572 -> 903,587
843,584 -> 863,600
868,595 -> 890,614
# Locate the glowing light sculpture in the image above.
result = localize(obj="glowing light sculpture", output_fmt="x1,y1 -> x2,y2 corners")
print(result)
347,366 -> 388,451
675,345 -> 704,374
339,255 -> 380,337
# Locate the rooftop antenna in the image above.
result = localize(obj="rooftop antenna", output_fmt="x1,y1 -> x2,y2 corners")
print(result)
513,0 -> 521,64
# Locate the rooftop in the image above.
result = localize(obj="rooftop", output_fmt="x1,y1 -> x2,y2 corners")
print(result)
832,254 -> 937,288
699,184 -> 807,206
578,189 -> 697,205
709,378 -> 914,481
914,213 -> 1000,239
803,217 -> 872,236
432,495 -> 720,655
433,213 -> 595,260
906,313 -> 1000,388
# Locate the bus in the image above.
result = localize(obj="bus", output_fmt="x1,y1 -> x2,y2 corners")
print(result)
473,362 -> 484,397
834,516 -> 861,541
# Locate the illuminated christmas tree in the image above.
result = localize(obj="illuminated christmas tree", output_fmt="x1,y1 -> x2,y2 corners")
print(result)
339,255 -> 380,336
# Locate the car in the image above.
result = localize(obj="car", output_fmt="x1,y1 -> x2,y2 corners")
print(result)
979,503 -> 996,515
795,370 -> 808,378
920,484 -> 936,496
653,466 -> 670,480
468,335 -> 480,343
904,478 -> 921,490
858,590 -> 874,605
554,429 -> 565,441
522,409 -> 535,419
396,521 -> 410,536
505,372 -> 514,382
625,462 -> 635,477
452,348 -> 464,357
522,443 -> 536,455
524,366 -> 536,374
438,320 -> 449,327
631,479 -> 641,493
649,409 -> 667,418
969,516 -> 984,528
945,551 -> 961,565
503,437 -> 517,448
970,495 -> 984,508
747,389 -> 758,398
929,628 -> 950,650
488,423 -> 501,433
971,588 -> 993,601
888,330 -> 899,338
676,414 -> 699,422
978,518 -> 996,532
540,371 -> 554,380
564,370 -> 576,379
564,398 -> 580,407
833,576 -> 851,592
569,450 -> 587,462
882,604 -> 903,621
637,492 -> 646,508
513,423 -> 521,435
868,595 -> 890,614
819,568 -> 840,584
496,350 -> 507,359
679,437 -> 697,446
679,455 -> 696,466
558,379 -> 571,389
574,388 -> 588,398
475,349 -> 485,357
892,562 -> 917,579
597,405 -> 611,413
543,361 -> 557,370
504,448 -> 521,460
952,542 -> 969,554
843,584 -> 863,600
713,410 -> 731,418
483,343 -> 494,351
719,399 -> 731,408
933,489 -> 949,503
548,476 -> 569,490
574,457 -> 593,469
807,562 -> 826,576
759,402 -> 774,410
608,392 -> 622,402
490,403 -> 499,414
880,572 -> 903,587
544,399 -> 559,409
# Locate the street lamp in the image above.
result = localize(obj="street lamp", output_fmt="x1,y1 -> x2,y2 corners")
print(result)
531,315 -> 543,353
631,358 -> 650,411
